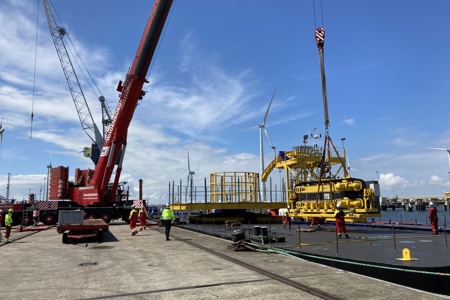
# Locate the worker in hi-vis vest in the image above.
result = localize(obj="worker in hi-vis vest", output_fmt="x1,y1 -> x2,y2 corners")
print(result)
129,205 -> 139,236
161,204 -> 175,241
4,208 -> 13,243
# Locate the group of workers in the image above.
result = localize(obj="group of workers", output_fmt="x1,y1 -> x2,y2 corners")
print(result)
0,201 -> 441,244
128,203 -> 175,240
0,203 -> 177,244
283,201 -> 441,238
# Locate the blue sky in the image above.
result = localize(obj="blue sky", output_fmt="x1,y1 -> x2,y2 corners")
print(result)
1,0 -> 450,204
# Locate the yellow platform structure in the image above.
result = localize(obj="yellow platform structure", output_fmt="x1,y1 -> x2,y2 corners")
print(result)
170,171 -> 286,212
261,143 -> 382,223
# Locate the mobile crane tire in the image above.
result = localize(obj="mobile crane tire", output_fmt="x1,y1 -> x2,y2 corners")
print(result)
100,213 -> 112,224
42,213 -> 58,226
62,232 -> 68,244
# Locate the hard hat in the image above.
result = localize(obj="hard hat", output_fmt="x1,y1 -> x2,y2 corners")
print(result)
8,208 -> 14,213
0,209 -> 2,213
287,206 -> 290,209
429,202 -> 434,206
336,203 -> 341,208
166,203 -> 170,208
131,204 -> 135,208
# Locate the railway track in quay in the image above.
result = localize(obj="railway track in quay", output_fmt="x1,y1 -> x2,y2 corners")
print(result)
174,233 -> 342,300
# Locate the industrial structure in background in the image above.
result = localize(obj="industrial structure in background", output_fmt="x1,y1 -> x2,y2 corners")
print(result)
169,14 -> 383,225
0,0 -> 173,226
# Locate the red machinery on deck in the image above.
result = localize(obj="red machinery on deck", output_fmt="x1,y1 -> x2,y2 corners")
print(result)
13,0 -> 174,233
50,0 -> 173,242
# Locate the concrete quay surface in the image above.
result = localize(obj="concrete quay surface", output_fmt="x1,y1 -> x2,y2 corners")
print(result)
0,221 -> 448,300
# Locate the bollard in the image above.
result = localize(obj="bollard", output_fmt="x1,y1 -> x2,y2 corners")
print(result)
396,248 -> 418,261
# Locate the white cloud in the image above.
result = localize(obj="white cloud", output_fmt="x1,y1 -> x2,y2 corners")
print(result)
343,117 -> 355,125
379,172 -> 409,189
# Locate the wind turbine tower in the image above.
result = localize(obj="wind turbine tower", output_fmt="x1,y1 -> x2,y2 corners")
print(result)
257,90 -> 276,202
187,151 -> 195,203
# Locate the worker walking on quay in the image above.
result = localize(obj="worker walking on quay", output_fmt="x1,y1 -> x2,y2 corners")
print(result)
334,204 -> 350,239
162,204 -> 175,241
428,202 -> 439,235
310,217 -> 321,229
129,205 -> 139,236
4,208 -> 13,243
139,206 -> 148,231
283,206 -> 291,229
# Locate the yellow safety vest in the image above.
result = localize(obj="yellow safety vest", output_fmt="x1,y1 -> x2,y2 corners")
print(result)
162,208 -> 175,220
5,212 -> 13,227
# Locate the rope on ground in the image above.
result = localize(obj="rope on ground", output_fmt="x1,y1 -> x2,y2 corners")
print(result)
242,241 -> 450,277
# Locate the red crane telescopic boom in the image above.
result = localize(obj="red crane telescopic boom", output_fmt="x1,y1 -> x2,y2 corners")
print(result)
72,0 -> 173,206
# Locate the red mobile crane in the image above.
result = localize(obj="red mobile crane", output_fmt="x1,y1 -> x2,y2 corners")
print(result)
72,0 -> 173,207
27,0 -> 174,226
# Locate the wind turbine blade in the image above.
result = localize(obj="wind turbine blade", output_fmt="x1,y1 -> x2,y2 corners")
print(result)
263,89 -> 276,126
428,147 -> 450,168
346,155 -> 360,172
264,128 -> 275,149
427,147 -> 448,151
447,152 -> 450,168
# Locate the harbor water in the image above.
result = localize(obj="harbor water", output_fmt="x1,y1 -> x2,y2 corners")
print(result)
375,206 -> 450,225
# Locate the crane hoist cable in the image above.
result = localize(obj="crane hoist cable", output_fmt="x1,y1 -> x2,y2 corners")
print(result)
313,0 -> 329,130
30,0 -> 41,139
312,0 -> 325,30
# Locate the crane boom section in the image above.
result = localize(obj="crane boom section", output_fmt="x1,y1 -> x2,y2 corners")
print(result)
74,0 -> 173,206
42,0 -> 104,151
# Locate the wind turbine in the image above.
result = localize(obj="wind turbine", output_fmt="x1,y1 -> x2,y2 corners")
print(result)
428,147 -> 450,168
341,138 -> 359,176
257,90 -> 276,202
0,119 -> 5,160
311,128 -> 321,149
186,151 -> 195,203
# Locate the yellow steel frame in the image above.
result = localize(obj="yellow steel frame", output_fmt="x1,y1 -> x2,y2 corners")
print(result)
261,144 -> 381,223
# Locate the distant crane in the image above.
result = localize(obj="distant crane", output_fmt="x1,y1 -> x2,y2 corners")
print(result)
257,90 -> 276,202
42,0 -> 113,164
